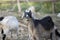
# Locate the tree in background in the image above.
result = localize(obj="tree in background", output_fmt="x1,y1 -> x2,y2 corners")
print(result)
17,0 -> 21,13
55,1 -> 60,13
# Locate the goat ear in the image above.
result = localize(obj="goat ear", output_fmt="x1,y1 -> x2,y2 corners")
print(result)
29,10 -> 32,15
29,10 -> 31,13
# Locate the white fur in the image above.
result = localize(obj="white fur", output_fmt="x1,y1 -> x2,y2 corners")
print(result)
54,26 -> 57,29
57,13 -> 60,17
0,16 -> 19,37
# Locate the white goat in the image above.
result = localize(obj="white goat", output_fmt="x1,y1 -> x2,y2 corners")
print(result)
0,16 -> 19,40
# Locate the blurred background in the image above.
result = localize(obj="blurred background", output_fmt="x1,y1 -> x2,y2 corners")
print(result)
0,0 -> 60,16
0,0 -> 60,40
0,0 -> 60,15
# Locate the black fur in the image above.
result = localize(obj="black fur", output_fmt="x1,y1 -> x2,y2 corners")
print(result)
1,29 -> 6,40
2,34 -> 6,40
24,10 -> 32,18
50,33 -> 53,40
0,17 -> 4,21
55,29 -> 60,37
39,16 -> 54,30
1,29 -> 4,34
32,16 -> 54,30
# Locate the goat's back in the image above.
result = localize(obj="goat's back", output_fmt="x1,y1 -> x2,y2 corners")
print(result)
33,16 -> 54,31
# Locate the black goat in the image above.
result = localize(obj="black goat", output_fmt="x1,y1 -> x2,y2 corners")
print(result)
23,10 -> 60,40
